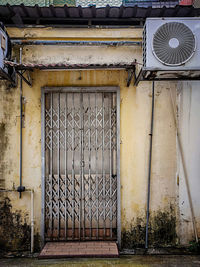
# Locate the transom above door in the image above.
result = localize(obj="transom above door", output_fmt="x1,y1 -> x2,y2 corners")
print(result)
42,87 -> 120,242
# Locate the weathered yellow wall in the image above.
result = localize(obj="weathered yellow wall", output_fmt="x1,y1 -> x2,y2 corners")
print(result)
7,27 -> 142,41
0,27 -> 178,249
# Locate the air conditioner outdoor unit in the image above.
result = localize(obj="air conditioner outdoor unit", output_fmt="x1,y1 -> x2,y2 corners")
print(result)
0,22 -> 15,84
142,18 -> 200,79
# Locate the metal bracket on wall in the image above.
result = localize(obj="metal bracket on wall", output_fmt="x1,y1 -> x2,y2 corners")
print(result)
126,68 -> 135,87
0,68 -> 17,87
135,68 -> 200,86
134,68 -> 143,86
16,69 -> 32,87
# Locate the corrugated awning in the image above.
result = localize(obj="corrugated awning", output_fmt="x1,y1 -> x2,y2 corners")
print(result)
5,60 -> 136,87
0,4 -> 199,26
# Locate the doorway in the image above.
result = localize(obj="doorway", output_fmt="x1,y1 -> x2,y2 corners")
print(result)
41,87 -> 120,243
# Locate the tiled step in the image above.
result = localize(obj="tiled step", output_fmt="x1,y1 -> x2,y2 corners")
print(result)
39,241 -> 119,259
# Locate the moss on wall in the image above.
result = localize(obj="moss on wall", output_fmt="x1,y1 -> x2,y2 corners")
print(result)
0,197 -> 31,252
122,210 -> 177,249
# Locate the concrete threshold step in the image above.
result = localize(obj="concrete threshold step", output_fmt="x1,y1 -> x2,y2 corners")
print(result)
39,241 -> 119,259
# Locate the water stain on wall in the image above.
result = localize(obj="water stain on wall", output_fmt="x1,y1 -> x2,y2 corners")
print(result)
0,83 -> 17,190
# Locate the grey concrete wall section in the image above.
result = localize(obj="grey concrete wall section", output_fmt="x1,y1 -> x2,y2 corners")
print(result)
178,81 -> 200,244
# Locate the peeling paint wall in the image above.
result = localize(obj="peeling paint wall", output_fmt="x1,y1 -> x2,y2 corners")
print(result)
0,26 -> 187,251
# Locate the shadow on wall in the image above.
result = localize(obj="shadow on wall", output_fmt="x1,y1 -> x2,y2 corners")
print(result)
0,197 -> 40,253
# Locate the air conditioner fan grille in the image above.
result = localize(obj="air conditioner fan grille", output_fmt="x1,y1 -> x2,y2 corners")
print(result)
153,22 -> 195,66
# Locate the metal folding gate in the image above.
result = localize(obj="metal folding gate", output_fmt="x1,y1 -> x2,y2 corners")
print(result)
41,87 -> 120,242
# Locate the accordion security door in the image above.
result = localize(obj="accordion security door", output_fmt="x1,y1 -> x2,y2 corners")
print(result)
43,89 -> 118,241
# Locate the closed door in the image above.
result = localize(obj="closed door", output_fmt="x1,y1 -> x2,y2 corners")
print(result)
43,90 -> 118,241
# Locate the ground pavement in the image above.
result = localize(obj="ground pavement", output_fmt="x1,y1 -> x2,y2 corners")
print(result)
0,255 -> 200,267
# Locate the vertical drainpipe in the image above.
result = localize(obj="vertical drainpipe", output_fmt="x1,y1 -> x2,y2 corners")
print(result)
145,81 -> 155,249
14,48 -> 33,250
17,47 -> 25,198
31,190 -> 34,253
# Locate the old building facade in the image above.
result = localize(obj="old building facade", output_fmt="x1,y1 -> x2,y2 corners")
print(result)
0,4 -> 200,253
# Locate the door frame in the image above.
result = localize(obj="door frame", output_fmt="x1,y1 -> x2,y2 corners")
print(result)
41,86 -> 121,247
